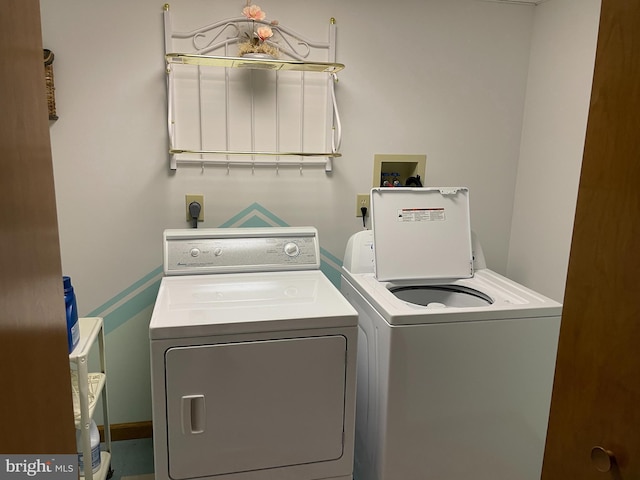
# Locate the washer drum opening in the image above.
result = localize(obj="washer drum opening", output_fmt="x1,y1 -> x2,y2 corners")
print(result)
389,285 -> 493,308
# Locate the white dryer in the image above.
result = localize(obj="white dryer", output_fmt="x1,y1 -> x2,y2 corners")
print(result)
150,227 -> 357,480
340,188 -> 561,480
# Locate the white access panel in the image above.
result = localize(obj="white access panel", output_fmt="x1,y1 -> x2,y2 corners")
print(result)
371,187 -> 474,282
165,335 -> 348,479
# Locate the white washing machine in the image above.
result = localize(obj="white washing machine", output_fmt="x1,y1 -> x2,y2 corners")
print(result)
340,188 -> 562,480
150,227 -> 357,480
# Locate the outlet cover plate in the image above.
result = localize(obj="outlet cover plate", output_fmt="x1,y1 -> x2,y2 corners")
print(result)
356,194 -> 370,217
186,194 -> 204,221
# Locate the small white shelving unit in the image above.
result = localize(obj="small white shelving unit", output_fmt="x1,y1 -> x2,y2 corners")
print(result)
69,317 -> 113,480
163,4 -> 345,173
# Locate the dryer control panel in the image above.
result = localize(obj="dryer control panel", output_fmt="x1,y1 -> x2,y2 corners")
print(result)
163,227 -> 321,275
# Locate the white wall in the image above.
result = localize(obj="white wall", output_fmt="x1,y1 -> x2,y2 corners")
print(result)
507,0 -> 601,302
39,0 -> 595,424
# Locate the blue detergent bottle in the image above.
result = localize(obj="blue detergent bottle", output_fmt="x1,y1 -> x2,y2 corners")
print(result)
64,276 -> 80,353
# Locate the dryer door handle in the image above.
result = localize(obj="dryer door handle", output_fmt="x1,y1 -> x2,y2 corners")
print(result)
181,394 -> 206,435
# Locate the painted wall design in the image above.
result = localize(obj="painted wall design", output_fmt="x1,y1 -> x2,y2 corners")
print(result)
88,202 -> 344,335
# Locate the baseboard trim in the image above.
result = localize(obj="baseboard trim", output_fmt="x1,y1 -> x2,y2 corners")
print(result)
98,421 -> 152,441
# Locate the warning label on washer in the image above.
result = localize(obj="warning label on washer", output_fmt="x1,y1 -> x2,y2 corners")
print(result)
397,208 -> 446,222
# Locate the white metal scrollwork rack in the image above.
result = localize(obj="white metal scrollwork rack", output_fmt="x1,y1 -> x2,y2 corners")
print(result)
163,4 -> 344,173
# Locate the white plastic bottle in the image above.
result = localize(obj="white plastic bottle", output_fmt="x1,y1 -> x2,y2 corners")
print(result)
76,420 -> 101,475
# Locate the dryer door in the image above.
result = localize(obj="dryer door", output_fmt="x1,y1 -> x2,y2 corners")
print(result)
164,335 -> 347,479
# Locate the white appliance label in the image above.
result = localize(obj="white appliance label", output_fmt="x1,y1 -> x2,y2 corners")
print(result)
397,208 -> 446,222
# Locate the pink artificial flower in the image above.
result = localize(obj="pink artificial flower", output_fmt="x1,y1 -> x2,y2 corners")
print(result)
256,26 -> 273,42
242,4 -> 266,21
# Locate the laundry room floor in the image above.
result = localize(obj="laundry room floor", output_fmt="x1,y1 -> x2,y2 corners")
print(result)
108,438 -> 154,480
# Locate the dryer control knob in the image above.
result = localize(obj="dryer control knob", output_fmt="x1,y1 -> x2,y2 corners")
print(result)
190,248 -> 200,257
283,242 -> 300,257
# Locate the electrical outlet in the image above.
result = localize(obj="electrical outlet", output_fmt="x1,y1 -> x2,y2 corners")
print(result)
356,194 -> 370,217
185,194 -> 204,221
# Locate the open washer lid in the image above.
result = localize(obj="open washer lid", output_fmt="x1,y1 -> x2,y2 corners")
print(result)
371,187 -> 474,282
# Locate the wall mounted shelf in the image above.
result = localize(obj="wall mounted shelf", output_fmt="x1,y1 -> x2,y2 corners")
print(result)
163,4 -> 344,172
166,53 -> 344,74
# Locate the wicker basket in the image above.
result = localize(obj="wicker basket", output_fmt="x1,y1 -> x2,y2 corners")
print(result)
44,49 -> 58,120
